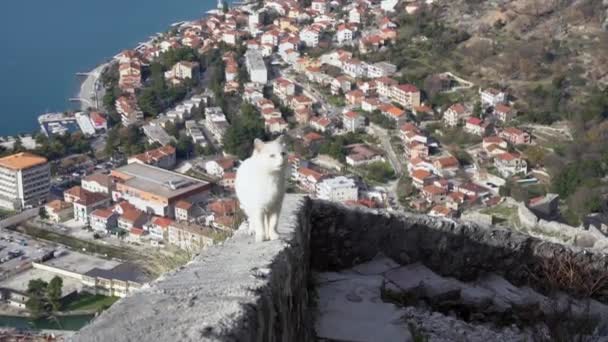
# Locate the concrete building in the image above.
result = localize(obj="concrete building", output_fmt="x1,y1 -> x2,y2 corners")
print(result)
44,200 -> 73,223
168,222 -> 215,251
64,186 -> 111,223
245,49 -> 268,84
111,163 -> 212,219
82,173 -> 113,195
0,153 -> 50,210
128,145 -> 177,170
316,176 -> 358,202
82,263 -> 150,298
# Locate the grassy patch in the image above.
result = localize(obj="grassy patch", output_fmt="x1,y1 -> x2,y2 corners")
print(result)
63,293 -> 119,312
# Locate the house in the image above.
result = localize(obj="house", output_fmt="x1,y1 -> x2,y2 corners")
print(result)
406,141 -> 429,159
357,80 -> 377,96
444,103 -> 470,127
343,111 -> 365,132
299,26 -> 320,47
295,108 -> 312,124
391,84 -> 421,109
261,30 -> 280,46
89,112 -> 108,131
175,200 -> 193,222
342,59 -> 367,78
115,96 -> 143,126
128,145 -> 177,170
273,77 -> 296,100
482,136 -> 508,154
345,144 -> 384,166
316,176 -> 358,202
367,62 -> 397,78
291,95 -> 314,110
44,200 -> 73,223
376,77 -> 398,98
64,186 -> 110,223
336,25 -> 353,45
82,173 -> 113,195
361,98 -> 382,112
345,89 -> 365,106
479,88 -> 506,108
379,104 -> 405,122
455,182 -> 491,201
168,222 -> 214,250
220,172 -> 236,189
381,0 -> 399,12
115,202 -> 148,232
145,216 -> 173,242
265,118 -> 289,134
422,185 -> 447,203
411,169 -> 436,189
311,0 -> 327,13
499,127 -> 531,145
205,158 -> 235,178
297,167 -> 325,192
309,116 -> 333,133
90,208 -> 118,234
303,132 -> 324,148
429,205 -> 453,218
331,76 -> 352,95
433,156 -> 460,176
222,30 -> 238,45
494,104 -> 515,122
349,7 -> 362,23
164,61 -> 200,85
464,117 -> 488,136
494,152 -> 527,177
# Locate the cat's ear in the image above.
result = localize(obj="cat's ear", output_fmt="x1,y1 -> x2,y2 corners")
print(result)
275,135 -> 285,145
253,138 -> 264,153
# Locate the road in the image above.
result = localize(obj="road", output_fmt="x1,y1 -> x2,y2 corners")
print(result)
0,208 -> 39,229
370,124 -> 403,176
77,62 -> 110,111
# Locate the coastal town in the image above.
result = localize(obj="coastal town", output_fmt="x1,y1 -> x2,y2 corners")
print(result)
0,0 -> 608,337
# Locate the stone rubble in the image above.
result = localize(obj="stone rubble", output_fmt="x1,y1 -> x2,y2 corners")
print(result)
314,254 -> 608,342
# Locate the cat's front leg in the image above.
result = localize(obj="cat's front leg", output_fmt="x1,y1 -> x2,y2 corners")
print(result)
250,211 -> 266,243
267,211 -> 280,241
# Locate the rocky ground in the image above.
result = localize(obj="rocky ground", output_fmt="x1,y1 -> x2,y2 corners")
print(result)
313,254 -> 608,342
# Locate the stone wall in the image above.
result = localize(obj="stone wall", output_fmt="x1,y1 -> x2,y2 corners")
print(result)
71,196 -> 608,341
309,199 -> 608,303
71,195 -> 315,342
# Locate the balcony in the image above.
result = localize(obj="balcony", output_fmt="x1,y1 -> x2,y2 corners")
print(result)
72,195 -> 608,341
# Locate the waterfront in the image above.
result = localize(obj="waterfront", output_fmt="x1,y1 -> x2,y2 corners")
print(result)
0,0 -> 215,136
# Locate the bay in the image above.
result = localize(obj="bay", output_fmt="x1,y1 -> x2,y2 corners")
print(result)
0,0 -> 216,136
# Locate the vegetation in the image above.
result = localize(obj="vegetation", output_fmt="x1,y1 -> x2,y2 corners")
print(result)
63,293 -> 119,313
366,110 -> 396,129
360,161 -> 396,184
223,103 -> 266,159
26,277 -> 63,318
318,132 -> 365,162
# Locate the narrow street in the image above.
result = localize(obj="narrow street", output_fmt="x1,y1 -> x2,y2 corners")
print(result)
370,125 -> 403,176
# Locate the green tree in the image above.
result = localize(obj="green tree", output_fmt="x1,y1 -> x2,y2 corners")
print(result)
47,276 -> 63,312
472,101 -> 482,118
26,279 -> 50,318
223,104 -> 267,159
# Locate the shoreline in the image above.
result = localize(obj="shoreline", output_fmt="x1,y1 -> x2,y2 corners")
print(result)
77,62 -> 110,112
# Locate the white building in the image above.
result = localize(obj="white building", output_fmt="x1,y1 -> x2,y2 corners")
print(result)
316,176 -> 358,202
336,26 -> 353,45
381,0 -> 399,12
245,49 -> 268,84
367,62 -> 397,78
299,27 -> 320,47
204,107 -> 229,145
0,153 -> 50,210
479,88 -> 507,108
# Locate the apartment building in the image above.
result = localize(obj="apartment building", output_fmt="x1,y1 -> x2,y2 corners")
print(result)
0,153 -> 50,210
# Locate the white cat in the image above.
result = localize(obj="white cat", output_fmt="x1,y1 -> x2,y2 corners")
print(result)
235,136 -> 288,242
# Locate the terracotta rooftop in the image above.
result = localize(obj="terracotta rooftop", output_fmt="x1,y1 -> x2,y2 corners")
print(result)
0,152 -> 47,171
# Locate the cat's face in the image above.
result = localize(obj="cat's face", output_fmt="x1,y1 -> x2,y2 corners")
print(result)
253,136 -> 287,172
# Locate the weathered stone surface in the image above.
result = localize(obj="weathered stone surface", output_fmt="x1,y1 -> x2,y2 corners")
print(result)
71,195 -> 314,342
309,199 -> 608,303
